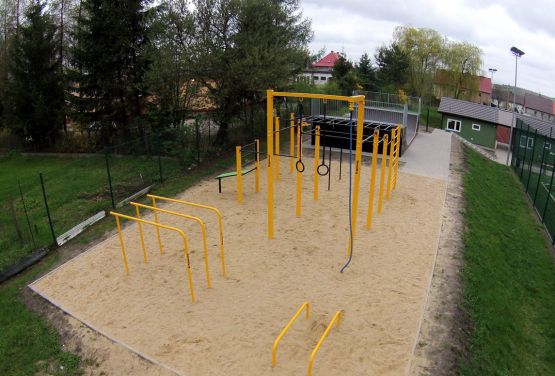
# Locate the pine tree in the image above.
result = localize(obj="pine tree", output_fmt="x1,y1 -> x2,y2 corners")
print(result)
6,0 -> 64,150
69,0 -> 151,143
356,53 -> 377,92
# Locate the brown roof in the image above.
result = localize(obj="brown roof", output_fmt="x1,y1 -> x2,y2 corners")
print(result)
524,93 -> 553,115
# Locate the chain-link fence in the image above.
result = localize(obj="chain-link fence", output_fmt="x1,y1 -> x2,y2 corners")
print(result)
511,118 -> 555,243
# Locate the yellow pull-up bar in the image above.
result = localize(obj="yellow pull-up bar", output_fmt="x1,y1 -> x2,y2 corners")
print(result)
272,301 -> 310,367
308,310 -> 343,376
109,211 -> 195,303
129,202 -> 211,289
147,194 -> 227,277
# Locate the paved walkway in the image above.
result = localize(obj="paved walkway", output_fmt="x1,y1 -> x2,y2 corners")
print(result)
400,130 -> 452,181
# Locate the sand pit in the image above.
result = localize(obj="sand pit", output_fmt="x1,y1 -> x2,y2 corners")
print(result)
30,157 -> 446,376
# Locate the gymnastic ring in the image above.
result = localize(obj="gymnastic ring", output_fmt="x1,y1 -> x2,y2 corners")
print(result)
317,163 -> 329,176
296,160 -> 305,173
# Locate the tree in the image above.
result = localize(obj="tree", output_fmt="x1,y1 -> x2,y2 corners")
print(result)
190,0 -> 311,144
393,26 -> 444,98
5,0 -> 64,149
374,43 -> 410,92
355,52 -> 377,91
441,41 -> 482,99
332,54 -> 358,95
69,0 -> 151,143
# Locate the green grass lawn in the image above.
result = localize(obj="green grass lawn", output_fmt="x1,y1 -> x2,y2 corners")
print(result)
419,106 -> 442,129
460,149 -> 555,375
0,153 -> 182,271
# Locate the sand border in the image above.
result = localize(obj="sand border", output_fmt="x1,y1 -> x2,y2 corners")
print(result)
28,233 -> 186,376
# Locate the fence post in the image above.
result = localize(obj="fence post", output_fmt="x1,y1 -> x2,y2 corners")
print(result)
195,118 -> 201,163
18,180 -> 36,248
158,155 -> 163,183
105,150 -> 116,209
525,129 -> 539,192
39,172 -> 58,246
533,128 -> 551,205
542,155 -> 555,221
519,125 -> 531,180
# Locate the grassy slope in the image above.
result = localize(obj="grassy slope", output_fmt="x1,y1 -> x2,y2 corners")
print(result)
0,152 -> 237,375
461,149 -> 555,375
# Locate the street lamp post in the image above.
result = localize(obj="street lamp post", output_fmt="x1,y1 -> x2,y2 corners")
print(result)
506,47 -> 525,166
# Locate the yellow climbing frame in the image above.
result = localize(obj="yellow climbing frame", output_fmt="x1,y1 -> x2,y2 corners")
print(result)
308,310 -> 343,376
272,301 -> 310,367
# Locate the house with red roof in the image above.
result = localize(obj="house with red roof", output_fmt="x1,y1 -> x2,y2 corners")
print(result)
433,70 -> 492,105
301,51 -> 341,85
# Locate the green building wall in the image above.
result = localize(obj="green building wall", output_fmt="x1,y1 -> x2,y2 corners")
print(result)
441,115 -> 497,148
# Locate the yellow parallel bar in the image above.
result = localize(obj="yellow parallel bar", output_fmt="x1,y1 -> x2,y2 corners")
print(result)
236,146 -> 243,204
393,125 -> 401,190
308,310 -> 343,376
296,122 -> 302,217
115,216 -> 129,275
110,211 -> 195,303
267,90 -> 275,239
130,202 -> 211,289
366,130 -> 379,229
378,134 -> 388,214
272,302 -> 310,367
275,117 -> 280,181
134,206 -> 148,263
350,99 -> 365,239
313,126 -> 320,201
151,197 -> 164,254
386,128 -> 396,200
147,194 -> 226,277
255,139 -> 260,193
290,113 -> 295,172
272,91 -> 364,103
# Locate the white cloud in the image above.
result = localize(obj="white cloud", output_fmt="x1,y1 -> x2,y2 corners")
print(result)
302,0 -> 555,98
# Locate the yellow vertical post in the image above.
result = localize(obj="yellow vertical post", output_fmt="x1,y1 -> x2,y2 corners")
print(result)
134,206 -> 148,263
150,197 -> 163,254
236,146 -> 243,204
267,90 -> 274,239
393,125 -> 401,190
255,139 -> 260,193
115,216 -> 129,275
386,128 -> 396,200
275,117 -> 280,181
290,113 -> 295,172
307,310 -> 343,376
378,134 -> 388,214
295,123 -> 302,217
366,130 -> 379,229
313,125 -> 320,201
350,99 -> 365,237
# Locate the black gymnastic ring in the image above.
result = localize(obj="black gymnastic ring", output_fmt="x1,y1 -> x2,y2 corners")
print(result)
317,163 -> 329,176
296,160 -> 305,173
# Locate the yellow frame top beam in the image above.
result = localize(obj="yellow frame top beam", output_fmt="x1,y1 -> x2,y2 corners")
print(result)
269,90 -> 364,103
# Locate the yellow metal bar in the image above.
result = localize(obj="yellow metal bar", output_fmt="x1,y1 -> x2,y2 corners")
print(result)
350,99 -> 365,238
290,113 -> 295,172
366,130 -> 379,229
134,206 -> 148,263
255,139 -> 260,193
272,301 -> 310,367
236,146 -> 243,204
110,211 -> 195,303
114,216 -> 129,275
275,117 -> 280,181
267,90 -> 275,239
151,197 -> 164,255
386,128 -> 396,200
130,202 -> 211,289
147,194 -> 226,277
272,91 -> 364,103
393,125 -> 401,190
378,134 -> 388,214
296,122 -> 302,217
313,126 -> 320,201
308,310 -> 343,376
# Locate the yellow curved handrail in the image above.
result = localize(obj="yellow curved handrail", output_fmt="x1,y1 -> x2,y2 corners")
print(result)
308,310 -> 343,376
272,302 -> 310,367
110,211 -> 195,303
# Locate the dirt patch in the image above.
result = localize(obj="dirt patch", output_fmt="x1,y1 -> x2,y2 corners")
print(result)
409,137 -> 470,375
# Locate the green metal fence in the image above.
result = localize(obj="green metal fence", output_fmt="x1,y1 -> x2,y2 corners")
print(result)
511,119 -> 555,243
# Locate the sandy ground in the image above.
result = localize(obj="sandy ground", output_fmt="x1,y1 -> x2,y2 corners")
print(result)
31,156 -> 446,376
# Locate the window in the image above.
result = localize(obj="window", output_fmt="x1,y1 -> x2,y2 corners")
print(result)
527,138 -> 534,149
313,76 -> 319,81
321,76 -> 327,81
520,135 -> 527,148
472,123 -> 481,131
520,135 -> 534,149
446,119 -> 461,132
545,142 -> 551,150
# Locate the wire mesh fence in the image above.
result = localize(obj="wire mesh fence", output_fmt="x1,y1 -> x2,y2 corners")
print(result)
511,118 -> 555,243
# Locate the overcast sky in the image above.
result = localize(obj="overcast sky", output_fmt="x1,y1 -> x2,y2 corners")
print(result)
302,0 -> 555,98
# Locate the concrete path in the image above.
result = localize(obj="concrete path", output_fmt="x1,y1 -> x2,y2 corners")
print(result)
400,130 -> 452,181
